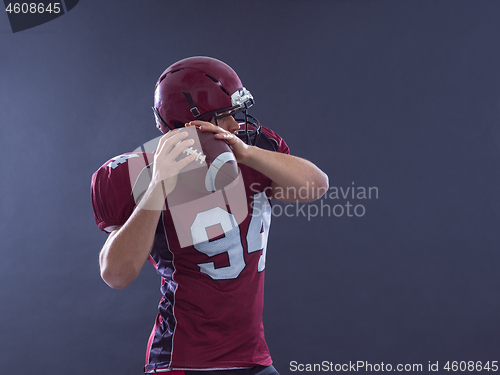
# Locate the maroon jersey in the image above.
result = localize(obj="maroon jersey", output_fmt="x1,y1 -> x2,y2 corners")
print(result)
91,126 -> 289,373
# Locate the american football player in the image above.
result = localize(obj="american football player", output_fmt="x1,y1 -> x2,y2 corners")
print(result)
91,56 -> 328,375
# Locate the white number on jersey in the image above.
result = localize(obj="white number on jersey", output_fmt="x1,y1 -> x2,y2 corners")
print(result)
193,192 -> 272,280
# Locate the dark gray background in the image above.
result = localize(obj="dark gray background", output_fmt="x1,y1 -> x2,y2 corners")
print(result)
1,1 -> 499,374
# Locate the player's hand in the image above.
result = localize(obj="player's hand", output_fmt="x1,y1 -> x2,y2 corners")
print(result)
186,120 -> 251,163
151,129 -> 197,196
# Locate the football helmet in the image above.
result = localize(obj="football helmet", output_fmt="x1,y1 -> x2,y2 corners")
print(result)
153,56 -> 261,145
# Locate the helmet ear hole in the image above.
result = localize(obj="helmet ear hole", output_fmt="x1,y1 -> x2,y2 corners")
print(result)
174,122 -> 185,128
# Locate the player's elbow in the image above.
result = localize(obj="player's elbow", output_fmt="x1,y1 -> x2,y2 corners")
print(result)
315,170 -> 329,199
300,170 -> 329,202
100,262 -> 137,289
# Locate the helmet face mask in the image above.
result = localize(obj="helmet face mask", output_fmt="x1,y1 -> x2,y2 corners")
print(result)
233,113 -> 261,146
153,57 -> 261,145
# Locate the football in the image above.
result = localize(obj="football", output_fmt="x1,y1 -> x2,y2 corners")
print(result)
176,126 -> 239,193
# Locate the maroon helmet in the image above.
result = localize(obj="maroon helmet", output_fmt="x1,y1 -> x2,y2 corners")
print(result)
153,56 -> 261,145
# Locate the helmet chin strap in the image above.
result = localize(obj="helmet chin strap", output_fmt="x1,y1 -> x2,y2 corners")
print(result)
182,91 -> 201,117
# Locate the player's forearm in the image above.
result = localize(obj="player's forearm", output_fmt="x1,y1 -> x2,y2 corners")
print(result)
241,146 -> 329,202
99,183 -> 165,289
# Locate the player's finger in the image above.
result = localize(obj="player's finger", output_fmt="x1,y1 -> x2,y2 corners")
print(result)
185,121 -> 209,127
214,132 -> 240,148
156,129 -> 185,149
156,131 -> 190,156
165,138 -> 196,161
156,140 -> 194,167
174,152 -> 197,170
158,128 -> 181,143
188,121 -> 224,134
214,132 -> 235,140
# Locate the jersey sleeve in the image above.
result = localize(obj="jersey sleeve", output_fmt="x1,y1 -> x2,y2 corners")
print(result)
90,153 -> 150,233
260,125 -> 290,155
